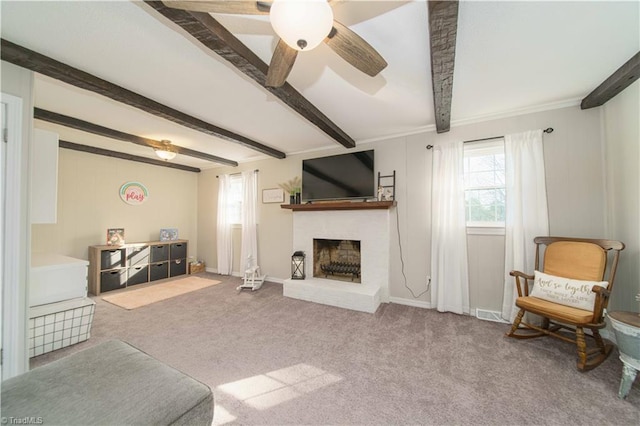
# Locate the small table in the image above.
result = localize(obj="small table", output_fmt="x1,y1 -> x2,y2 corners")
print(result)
608,311 -> 640,399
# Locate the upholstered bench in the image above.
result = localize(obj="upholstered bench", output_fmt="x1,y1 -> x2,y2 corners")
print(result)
1,340 -> 213,425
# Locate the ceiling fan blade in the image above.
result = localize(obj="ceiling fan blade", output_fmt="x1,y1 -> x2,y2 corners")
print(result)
161,1 -> 270,15
325,20 -> 387,77
266,39 -> 298,87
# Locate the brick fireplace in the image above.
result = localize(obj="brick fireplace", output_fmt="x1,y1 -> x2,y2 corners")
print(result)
283,205 -> 392,313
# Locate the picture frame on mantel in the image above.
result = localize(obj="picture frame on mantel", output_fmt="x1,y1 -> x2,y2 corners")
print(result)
262,188 -> 284,204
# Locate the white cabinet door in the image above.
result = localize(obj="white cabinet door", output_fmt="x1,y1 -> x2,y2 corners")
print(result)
31,128 -> 58,224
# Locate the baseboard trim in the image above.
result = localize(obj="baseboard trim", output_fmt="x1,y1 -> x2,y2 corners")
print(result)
389,297 -> 432,309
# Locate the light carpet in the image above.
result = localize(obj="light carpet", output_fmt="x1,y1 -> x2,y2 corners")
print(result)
102,276 -> 221,309
34,274 -> 639,425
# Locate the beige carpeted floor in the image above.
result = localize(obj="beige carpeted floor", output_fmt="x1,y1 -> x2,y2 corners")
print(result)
102,275 -> 221,309
32,274 -> 639,425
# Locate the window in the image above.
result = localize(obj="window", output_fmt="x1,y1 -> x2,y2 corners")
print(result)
463,138 -> 505,229
227,174 -> 243,225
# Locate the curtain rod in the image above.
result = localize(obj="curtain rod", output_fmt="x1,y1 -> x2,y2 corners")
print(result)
216,169 -> 259,178
426,127 -> 554,150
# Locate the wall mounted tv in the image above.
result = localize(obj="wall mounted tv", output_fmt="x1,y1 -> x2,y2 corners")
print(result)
302,150 -> 375,202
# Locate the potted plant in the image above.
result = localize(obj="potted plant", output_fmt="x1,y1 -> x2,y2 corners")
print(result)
279,177 -> 301,204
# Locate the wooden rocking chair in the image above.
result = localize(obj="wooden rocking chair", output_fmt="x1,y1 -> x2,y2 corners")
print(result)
506,236 -> 624,371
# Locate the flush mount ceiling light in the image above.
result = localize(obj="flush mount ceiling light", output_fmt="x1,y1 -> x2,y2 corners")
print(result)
155,140 -> 177,161
270,0 -> 333,51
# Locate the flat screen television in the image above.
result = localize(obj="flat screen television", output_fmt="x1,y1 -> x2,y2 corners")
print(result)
302,150 -> 375,202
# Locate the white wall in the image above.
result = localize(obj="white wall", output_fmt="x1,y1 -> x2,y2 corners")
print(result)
32,149 -> 199,262
604,80 -> 640,313
199,105 -> 608,312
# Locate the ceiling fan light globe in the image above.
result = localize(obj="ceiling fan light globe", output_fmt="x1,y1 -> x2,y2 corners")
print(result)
155,149 -> 177,161
155,139 -> 177,161
270,0 -> 333,51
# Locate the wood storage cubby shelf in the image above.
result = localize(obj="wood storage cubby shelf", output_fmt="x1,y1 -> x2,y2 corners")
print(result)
88,240 -> 188,296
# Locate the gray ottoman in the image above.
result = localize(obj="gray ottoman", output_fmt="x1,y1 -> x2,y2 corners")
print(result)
1,340 -> 213,425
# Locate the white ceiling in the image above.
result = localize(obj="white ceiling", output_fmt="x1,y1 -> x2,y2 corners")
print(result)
1,1 -> 638,170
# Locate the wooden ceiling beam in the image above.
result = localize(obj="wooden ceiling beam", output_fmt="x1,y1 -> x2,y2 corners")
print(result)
144,1 -> 356,149
1,38 -> 284,159
581,51 -> 640,109
34,108 -> 238,166
428,0 -> 459,133
59,140 -> 201,173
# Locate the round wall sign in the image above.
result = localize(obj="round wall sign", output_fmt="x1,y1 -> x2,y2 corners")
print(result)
120,182 -> 148,205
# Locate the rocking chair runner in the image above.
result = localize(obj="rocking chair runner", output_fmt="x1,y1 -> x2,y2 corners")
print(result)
506,236 -> 625,371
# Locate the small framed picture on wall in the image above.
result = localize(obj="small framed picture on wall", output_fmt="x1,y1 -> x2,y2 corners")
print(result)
262,188 -> 284,204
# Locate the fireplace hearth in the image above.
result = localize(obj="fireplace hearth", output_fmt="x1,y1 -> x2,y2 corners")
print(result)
313,239 -> 361,283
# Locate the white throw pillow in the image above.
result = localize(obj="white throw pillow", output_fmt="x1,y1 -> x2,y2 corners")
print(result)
530,271 -> 608,311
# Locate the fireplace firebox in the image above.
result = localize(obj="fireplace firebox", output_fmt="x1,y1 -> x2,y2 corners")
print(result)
313,239 -> 361,283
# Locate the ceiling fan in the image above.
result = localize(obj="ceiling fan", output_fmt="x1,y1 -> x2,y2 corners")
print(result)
162,0 -> 388,87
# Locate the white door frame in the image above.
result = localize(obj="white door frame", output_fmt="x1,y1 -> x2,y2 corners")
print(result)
1,92 -> 29,379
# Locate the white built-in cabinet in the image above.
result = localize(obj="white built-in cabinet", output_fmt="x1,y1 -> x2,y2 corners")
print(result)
31,128 -> 58,224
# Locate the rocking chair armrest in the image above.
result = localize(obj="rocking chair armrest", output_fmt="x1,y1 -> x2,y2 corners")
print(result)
509,270 -> 535,297
591,286 -> 611,323
591,286 -> 610,298
509,270 -> 534,280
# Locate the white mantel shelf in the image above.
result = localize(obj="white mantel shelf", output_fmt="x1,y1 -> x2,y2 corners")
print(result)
281,201 -> 396,212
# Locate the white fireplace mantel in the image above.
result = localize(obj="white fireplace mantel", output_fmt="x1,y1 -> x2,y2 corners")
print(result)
283,208 -> 392,313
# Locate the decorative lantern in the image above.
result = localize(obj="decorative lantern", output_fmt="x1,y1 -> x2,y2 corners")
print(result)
291,251 -> 305,280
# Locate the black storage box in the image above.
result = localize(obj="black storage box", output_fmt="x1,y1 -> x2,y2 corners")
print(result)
150,245 -> 169,263
101,249 -> 125,270
127,265 -> 149,286
100,269 -> 127,292
150,262 -> 169,282
170,259 -> 187,277
170,243 -> 187,260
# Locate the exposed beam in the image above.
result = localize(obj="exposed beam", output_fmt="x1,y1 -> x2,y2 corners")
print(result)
1,38 -> 284,159
581,52 -> 640,109
34,108 -> 238,166
145,1 -> 356,149
59,140 -> 201,173
428,0 -> 458,133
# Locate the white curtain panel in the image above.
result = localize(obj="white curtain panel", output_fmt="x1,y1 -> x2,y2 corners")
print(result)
240,170 -> 258,274
430,141 -> 470,314
502,129 -> 549,322
216,174 -> 233,275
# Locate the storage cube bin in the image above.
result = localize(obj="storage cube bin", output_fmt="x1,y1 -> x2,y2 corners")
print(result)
100,269 -> 127,292
29,297 -> 95,357
170,243 -> 187,260
170,259 -> 187,277
127,245 -> 149,266
150,262 -> 169,281
100,249 -> 125,269
127,265 -> 149,286
150,245 -> 169,262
